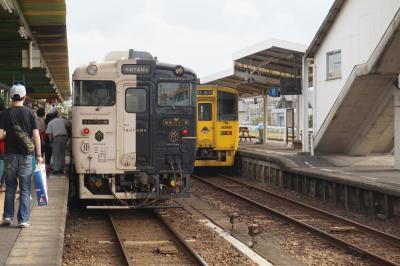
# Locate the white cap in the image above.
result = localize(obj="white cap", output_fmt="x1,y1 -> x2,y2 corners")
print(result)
10,84 -> 26,99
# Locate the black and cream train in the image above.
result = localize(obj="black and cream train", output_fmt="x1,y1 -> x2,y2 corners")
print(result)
70,50 -> 197,208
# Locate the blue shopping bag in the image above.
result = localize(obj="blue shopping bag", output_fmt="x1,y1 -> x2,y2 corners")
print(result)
34,164 -> 48,206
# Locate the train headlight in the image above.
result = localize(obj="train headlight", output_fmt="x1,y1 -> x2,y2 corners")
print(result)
174,65 -> 184,76
181,128 -> 189,136
87,64 -> 98,75
81,127 -> 90,136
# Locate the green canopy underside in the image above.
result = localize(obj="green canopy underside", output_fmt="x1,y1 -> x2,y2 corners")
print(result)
0,0 -> 69,100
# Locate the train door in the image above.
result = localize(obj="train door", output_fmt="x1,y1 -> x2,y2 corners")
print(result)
197,100 -> 215,147
125,86 -> 149,168
116,85 -> 148,169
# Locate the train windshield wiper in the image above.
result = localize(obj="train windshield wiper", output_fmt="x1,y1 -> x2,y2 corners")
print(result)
96,96 -> 111,111
170,104 -> 176,111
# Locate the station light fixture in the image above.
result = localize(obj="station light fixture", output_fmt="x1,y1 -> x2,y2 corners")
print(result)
18,26 -> 29,39
0,0 -> 14,13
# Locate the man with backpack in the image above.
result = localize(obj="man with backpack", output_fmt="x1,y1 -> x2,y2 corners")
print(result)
0,84 -> 43,228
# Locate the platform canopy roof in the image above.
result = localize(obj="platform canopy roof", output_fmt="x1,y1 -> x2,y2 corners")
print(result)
201,38 -> 307,97
0,0 -> 70,101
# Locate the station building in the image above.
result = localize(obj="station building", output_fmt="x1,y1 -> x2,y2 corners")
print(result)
202,0 -> 400,168
301,0 -> 400,167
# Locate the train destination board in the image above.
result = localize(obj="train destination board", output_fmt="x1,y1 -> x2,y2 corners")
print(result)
82,119 -> 109,125
162,119 -> 190,126
121,64 -> 151,75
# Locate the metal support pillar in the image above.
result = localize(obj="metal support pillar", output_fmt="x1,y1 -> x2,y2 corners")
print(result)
394,76 -> 400,170
302,57 -> 310,152
28,41 -> 33,69
263,88 -> 268,144
295,96 -> 300,141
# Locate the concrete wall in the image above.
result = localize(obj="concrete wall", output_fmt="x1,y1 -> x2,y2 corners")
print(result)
313,0 -> 400,134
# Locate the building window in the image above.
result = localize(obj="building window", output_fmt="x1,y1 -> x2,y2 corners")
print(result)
327,50 -> 341,79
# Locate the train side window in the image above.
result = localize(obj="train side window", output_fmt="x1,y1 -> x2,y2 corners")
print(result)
126,88 -> 146,113
198,103 -> 212,121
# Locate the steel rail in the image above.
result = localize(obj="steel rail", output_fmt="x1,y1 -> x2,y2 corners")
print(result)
108,212 -> 134,266
218,173 -> 400,245
193,175 -> 399,266
155,211 -> 209,266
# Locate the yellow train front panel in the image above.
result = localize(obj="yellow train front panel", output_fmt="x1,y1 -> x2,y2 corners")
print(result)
195,86 -> 239,167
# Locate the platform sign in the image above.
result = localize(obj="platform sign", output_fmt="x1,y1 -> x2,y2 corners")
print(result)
280,78 -> 302,95
268,87 -> 280,97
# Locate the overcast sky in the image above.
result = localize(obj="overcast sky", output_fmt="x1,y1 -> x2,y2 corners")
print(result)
66,0 -> 334,78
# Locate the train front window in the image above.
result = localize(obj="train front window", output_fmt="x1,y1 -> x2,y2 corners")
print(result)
157,83 -> 191,107
217,91 -> 238,121
198,103 -> 212,121
73,80 -> 116,106
126,88 -> 146,113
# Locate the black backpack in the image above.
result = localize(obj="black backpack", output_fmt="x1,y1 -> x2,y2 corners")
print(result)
8,108 -> 35,155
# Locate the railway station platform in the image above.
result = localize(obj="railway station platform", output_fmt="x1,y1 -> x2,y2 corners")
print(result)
236,142 -> 400,219
0,175 -> 68,266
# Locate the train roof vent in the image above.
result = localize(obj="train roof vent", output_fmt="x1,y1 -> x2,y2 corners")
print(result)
104,50 -> 153,61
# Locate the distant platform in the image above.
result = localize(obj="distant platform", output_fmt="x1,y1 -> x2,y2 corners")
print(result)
239,142 -> 400,194
0,175 -> 68,265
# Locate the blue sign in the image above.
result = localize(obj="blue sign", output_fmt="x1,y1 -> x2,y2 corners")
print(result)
268,87 -> 280,97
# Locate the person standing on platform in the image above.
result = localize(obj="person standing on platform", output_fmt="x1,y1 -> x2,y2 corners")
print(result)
46,111 -> 68,175
0,84 -> 43,228
44,107 -> 57,171
0,97 -> 5,192
36,108 -> 46,163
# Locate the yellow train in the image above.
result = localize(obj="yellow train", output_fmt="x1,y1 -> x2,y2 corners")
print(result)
195,85 -> 239,167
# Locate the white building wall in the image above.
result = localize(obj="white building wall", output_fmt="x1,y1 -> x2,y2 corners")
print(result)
313,0 -> 400,134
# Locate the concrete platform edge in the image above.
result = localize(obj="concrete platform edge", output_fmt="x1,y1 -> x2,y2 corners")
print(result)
56,177 -> 69,266
237,149 -> 400,197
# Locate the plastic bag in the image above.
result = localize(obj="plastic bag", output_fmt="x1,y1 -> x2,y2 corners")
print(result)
34,164 -> 48,206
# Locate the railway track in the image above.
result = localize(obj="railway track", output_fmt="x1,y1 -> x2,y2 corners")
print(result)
108,210 -> 208,266
193,174 -> 400,266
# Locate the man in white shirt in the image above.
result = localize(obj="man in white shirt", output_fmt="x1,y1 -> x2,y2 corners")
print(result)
46,111 -> 68,175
